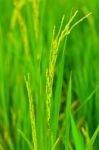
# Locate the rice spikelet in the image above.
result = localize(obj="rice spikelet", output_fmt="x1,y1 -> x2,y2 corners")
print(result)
29,0 -> 39,39
11,0 -> 29,56
11,0 -> 25,29
25,75 -> 37,150
46,11 -> 91,132
17,11 -> 30,56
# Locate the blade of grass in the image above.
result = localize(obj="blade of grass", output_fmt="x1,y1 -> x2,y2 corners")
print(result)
18,129 -> 33,150
86,126 -> 99,150
51,137 -> 60,150
71,114 -> 84,150
74,86 -> 99,114
65,74 -> 72,150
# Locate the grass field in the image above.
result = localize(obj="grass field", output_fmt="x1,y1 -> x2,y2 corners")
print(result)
0,0 -> 99,150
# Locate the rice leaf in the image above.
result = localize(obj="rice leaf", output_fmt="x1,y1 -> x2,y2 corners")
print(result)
71,114 -> 84,150
65,74 -> 72,150
18,129 -> 33,150
86,126 -> 99,150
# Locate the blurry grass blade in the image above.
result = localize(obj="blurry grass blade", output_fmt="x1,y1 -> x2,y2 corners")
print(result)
69,143 -> 74,150
71,114 -> 84,150
18,129 -> 33,150
75,87 -> 99,114
51,137 -> 60,150
8,137 -> 14,150
65,74 -> 72,150
86,126 -> 99,150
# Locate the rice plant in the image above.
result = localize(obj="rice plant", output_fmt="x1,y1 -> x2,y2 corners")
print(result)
0,0 -> 99,150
